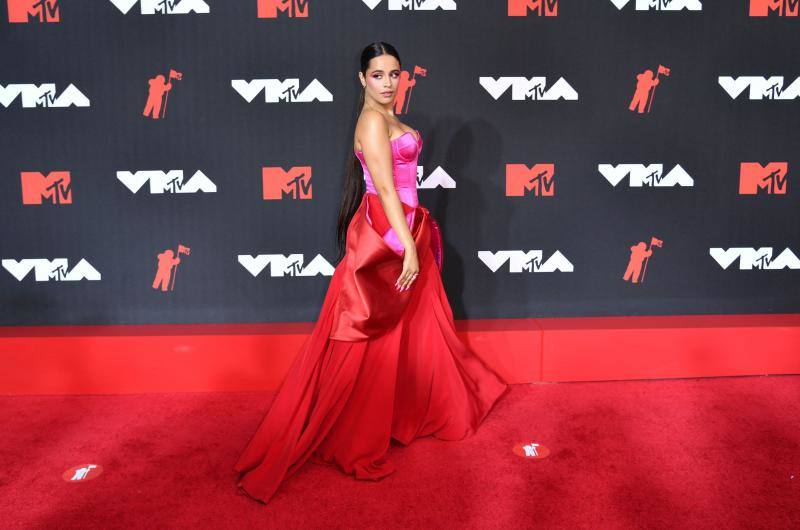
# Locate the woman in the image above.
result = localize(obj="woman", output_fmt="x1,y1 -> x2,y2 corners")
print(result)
234,42 -> 509,505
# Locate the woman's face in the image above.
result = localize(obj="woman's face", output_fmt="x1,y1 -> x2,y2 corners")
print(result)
361,54 -> 401,107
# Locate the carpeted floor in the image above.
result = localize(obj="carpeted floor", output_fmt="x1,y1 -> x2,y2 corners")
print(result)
1,375 -> 798,529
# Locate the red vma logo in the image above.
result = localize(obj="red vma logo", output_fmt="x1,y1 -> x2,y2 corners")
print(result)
21,171 -> 72,204
506,164 -> 555,197
143,69 -> 183,120
258,0 -> 308,18
153,244 -> 190,292
7,0 -> 59,23
629,65 -> 670,114
262,166 -> 312,200
749,0 -> 799,16
739,162 -> 788,195
623,236 -> 662,284
392,65 -> 426,115
512,441 -> 551,459
508,0 -> 557,16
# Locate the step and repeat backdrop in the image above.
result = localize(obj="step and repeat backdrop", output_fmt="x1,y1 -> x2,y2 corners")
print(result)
0,1 -> 798,326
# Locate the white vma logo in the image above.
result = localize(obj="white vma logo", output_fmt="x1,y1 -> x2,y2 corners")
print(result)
598,164 -> 694,187
117,170 -> 217,194
709,248 -> 800,270
718,77 -> 800,100
609,0 -> 702,10
107,0 -> 210,14
417,166 -> 456,189
231,79 -> 333,103
2,259 -> 102,281
361,0 -> 457,10
238,254 -> 335,277
478,250 -> 574,273
479,77 -> 578,101
0,84 -> 90,108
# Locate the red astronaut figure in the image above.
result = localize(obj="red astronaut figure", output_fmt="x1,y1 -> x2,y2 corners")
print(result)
143,74 -> 173,119
152,249 -> 181,291
629,69 -> 660,114
623,242 -> 653,283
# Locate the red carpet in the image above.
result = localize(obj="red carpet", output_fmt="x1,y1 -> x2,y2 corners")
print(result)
1,375 -> 798,528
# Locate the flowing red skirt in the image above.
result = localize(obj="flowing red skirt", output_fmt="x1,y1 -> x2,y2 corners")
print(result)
233,193 -> 509,504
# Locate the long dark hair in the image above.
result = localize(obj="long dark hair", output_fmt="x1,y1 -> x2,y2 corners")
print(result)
334,42 -> 402,265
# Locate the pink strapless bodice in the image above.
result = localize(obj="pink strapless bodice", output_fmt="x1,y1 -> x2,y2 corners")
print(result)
354,129 -> 422,208
354,129 -> 423,255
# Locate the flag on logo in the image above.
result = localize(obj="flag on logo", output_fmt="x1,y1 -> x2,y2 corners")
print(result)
169,69 -> 183,80
178,244 -> 191,255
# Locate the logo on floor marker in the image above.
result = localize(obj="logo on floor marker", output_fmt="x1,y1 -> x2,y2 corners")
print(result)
62,464 -> 103,482
513,442 -> 550,459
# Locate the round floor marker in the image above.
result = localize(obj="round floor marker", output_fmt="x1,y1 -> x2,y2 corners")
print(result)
62,464 -> 103,482
513,442 -> 550,459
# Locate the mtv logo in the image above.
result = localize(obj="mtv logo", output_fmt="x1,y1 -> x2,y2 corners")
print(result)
7,0 -> 60,23
479,77 -> 578,101
739,162 -> 788,195
508,0 -> 558,16
231,79 -> 333,103
238,254 -> 335,277
2,258 -> 102,281
257,0 -> 309,18
20,171 -> 72,204
506,164 -> 555,196
262,166 -> 312,200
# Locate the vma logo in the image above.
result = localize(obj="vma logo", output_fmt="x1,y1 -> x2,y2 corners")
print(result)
263,166 -> 312,200
21,171 -> 72,205
749,0 -> 799,16
117,170 -> 217,194
2,258 -> 101,281
739,162 -> 788,195
478,250 -> 574,273
0,84 -> 89,108
609,0 -> 702,10
719,76 -> 800,100
231,78 -> 332,103
599,164 -> 694,187
258,0 -> 308,18
506,164 -> 555,197
238,254 -> 334,277
107,0 -> 209,15
710,247 -> 800,270
361,0 -> 457,10
479,77 -> 578,101
508,0 -> 557,16
417,166 -> 456,189
7,0 -> 60,23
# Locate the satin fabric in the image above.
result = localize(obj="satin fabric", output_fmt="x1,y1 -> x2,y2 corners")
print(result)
233,131 -> 508,506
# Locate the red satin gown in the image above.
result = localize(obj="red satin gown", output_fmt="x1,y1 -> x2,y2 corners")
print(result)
234,129 -> 509,504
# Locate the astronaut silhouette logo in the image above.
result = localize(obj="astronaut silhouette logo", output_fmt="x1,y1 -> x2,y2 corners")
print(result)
62,464 -> 103,482
20,171 -> 72,205
391,65 -> 426,115
508,0 -> 558,17
257,0 -> 309,18
7,0 -> 60,23
152,244 -> 191,292
629,65 -> 670,114
739,162 -> 788,195
512,441 -> 551,459
623,236 -> 663,284
143,68 -> 183,120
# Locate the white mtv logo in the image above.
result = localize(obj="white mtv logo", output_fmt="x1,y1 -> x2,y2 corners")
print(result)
361,0 -> 457,10
117,170 -> 217,194
718,77 -> 800,100
231,79 -> 333,103
709,247 -> 800,270
70,465 -> 97,481
598,164 -> 694,187
609,0 -> 702,10
2,258 -> 102,281
108,0 -> 209,14
523,443 -> 541,457
478,250 -> 574,273
238,254 -> 335,277
479,77 -> 578,101
417,166 -> 456,189
0,84 -> 90,108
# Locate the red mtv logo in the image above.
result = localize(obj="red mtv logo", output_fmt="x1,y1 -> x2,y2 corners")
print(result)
739,162 -> 788,195
749,0 -> 799,16
7,0 -> 60,23
258,0 -> 309,18
506,164 -> 555,197
508,0 -> 558,16
21,171 -> 72,204
263,166 -> 312,200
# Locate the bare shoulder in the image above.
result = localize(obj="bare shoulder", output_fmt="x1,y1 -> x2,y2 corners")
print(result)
354,109 -> 390,152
